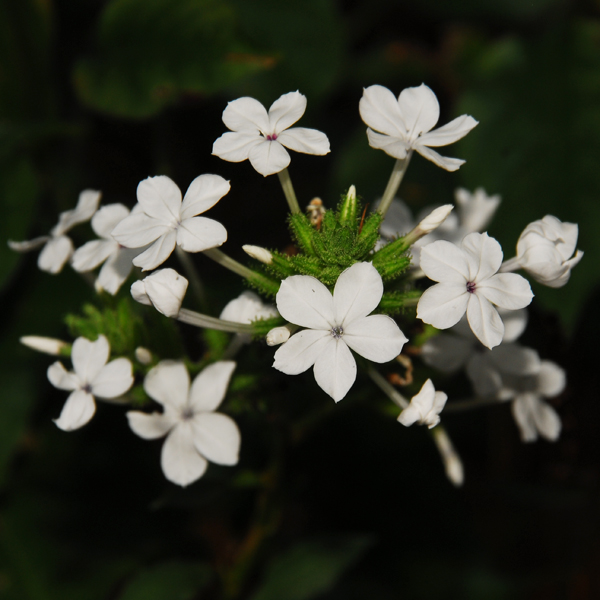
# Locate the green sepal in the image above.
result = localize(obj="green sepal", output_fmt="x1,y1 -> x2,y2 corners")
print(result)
357,212 -> 382,248
288,213 -> 317,256
245,271 -> 281,298
338,187 -> 358,229
250,315 -> 287,339
371,234 -> 410,264
377,290 -> 422,315
289,255 -> 343,286
373,254 -> 412,282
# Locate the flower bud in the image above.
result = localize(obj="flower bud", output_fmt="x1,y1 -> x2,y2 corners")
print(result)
131,268 -> 188,317
134,347 -> 153,365
417,204 -> 453,234
20,335 -> 69,356
266,326 -> 291,346
242,245 -> 273,265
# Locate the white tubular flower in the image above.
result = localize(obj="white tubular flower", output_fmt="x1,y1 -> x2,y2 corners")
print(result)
219,291 -> 278,324
127,361 -> 240,487
397,379 -> 447,429
273,262 -> 407,402
454,187 -> 501,233
21,335 -> 69,356
47,335 -> 134,431
72,203 -> 142,294
509,215 -> 583,288
417,232 -> 533,349
9,190 -> 101,274
212,91 -> 330,177
359,84 -> 478,171
131,268 -> 188,318
111,175 -> 229,271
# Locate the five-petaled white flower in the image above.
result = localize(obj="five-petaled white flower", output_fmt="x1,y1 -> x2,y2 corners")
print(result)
9,190 -> 101,274
111,175 -> 229,271
72,203 -> 142,294
417,232 -> 533,349
359,84 -> 478,171
398,379 -> 447,429
273,262 -> 408,402
131,268 -> 189,318
47,335 -> 134,431
212,91 -> 330,177
127,361 -> 240,487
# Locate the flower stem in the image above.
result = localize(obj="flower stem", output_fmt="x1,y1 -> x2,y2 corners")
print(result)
443,397 -> 500,412
377,152 -> 413,218
175,246 -> 208,312
277,168 -> 301,215
177,309 -> 254,334
499,256 -> 521,273
367,367 -> 409,409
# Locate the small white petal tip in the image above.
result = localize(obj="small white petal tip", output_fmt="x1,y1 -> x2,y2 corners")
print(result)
243,245 -> 273,265
266,326 -> 291,346
21,336 -> 69,356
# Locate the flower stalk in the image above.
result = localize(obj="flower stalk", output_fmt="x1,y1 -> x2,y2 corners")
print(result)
277,168 -> 301,214
377,152 -> 413,218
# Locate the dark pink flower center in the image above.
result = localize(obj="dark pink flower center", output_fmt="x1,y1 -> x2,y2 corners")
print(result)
466,281 -> 476,293
266,133 -> 277,141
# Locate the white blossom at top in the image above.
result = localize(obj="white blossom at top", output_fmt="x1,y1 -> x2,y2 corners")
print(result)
131,268 -> 189,318
111,175 -> 229,271
359,84 -> 478,171
398,379 -> 447,429
9,190 -> 101,274
417,232 -> 533,349
127,361 -> 240,487
502,215 -> 583,288
273,262 -> 407,402
454,187 -> 501,233
72,203 -> 143,294
212,91 -> 330,177
47,335 -> 134,431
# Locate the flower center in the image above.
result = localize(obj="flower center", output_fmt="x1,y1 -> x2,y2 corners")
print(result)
331,326 -> 344,339
466,281 -> 476,293
82,383 -> 93,394
266,133 -> 278,141
181,407 -> 195,421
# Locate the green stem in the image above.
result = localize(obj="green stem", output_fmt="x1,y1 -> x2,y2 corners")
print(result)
277,168 -> 301,214
175,246 -> 208,312
177,309 -> 254,334
367,367 -> 409,409
377,152 -> 413,218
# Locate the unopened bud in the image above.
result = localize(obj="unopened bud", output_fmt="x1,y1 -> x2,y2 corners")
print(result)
20,335 -> 69,356
266,326 -> 291,346
134,347 -> 153,365
243,245 -> 273,265
417,204 -> 453,234
131,268 -> 188,318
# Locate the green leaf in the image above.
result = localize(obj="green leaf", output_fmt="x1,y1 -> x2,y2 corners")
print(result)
73,0 -> 271,119
251,534 -> 373,600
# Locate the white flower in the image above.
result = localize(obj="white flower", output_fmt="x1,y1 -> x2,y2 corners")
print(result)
47,335 -> 134,431
21,335 -> 69,356
9,190 -> 101,274
131,268 -> 188,318
273,262 -> 408,402
417,232 -> 533,349
212,91 -> 330,177
72,203 -> 142,294
359,84 -> 478,171
111,175 -> 229,271
398,379 -> 447,428
219,291 -> 278,324
127,361 -> 240,487
454,187 -> 501,233
506,215 -> 583,288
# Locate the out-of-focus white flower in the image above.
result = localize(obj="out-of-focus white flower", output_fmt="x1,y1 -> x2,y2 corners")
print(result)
454,187 -> 501,233
212,91 -> 330,177
9,190 -> 101,274
417,232 -> 533,349
131,268 -> 188,318
127,361 -> 239,487
266,326 -> 292,346
503,215 -> 583,288
72,203 -> 143,294
398,379 -> 447,429
21,335 -> 70,356
111,175 -> 229,271
220,291 -> 278,324
134,347 -> 153,365
359,84 -> 478,171
47,335 -> 133,431
273,262 -> 407,402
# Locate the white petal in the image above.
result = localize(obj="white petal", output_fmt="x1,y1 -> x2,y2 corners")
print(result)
398,84 -> 440,140
343,314 -> 407,362
144,361 -> 190,411
47,361 -> 79,391
71,239 -> 115,272
136,176 -> 182,224
180,175 -> 230,221
532,400 -> 561,441
54,390 -> 96,431
477,273 -> 533,310
414,145 -> 465,171
488,343 -> 541,376
222,96 -> 270,133
111,212 -> 171,248
52,189 -> 101,236
248,140 -> 291,177
461,232 -> 503,283
511,395 -> 538,442
419,240 -> 470,283
418,114 -> 478,147
143,268 -> 189,317
96,247 -> 137,295
537,361 -> 566,397
189,361 -> 236,412
397,404 -> 421,427
191,412 -> 240,465
273,329 -> 331,375
359,85 -> 406,137
91,357 -> 134,398
455,187 -> 500,233
333,262 -> 383,327
276,275 -> 334,329
220,291 -> 278,324
127,411 -> 175,439
277,128 -> 330,156
417,283 -> 469,329
313,338 -> 356,402
161,424 -> 207,486
131,280 -> 152,306
212,131 -> 263,163
132,230 -> 177,271
421,333 -> 474,373
466,353 -> 503,398
467,293 -> 503,349
177,217 -> 227,252
500,308 -> 528,343
91,203 -> 130,238
365,129 -> 409,159
379,199 -> 415,239
8,236 -> 49,252
71,335 -> 110,384
38,235 -> 73,273
268,91 -> 307,133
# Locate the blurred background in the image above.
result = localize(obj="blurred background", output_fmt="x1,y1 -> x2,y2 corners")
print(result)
1,0 -> 600,598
